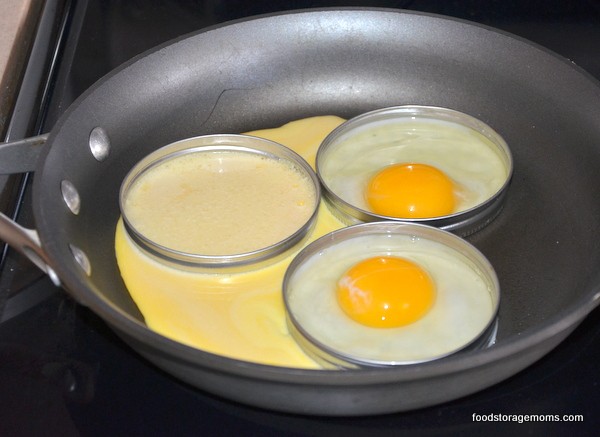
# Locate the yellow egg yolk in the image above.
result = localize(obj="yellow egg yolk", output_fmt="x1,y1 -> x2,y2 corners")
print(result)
337,256 -> 436,328
366,163 -> 456,218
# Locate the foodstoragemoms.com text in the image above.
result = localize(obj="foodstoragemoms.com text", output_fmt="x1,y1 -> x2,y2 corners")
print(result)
472,413 -> 583,424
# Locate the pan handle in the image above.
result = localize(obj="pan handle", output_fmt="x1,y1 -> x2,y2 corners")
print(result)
0,134 -> 48,173
0,133 -> 61,286
0,214 -> 60,286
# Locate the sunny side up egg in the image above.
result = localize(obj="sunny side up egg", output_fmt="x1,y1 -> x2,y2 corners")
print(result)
114,116 -> 347,368
318,117 -> 509,219
285,229 -> 497,366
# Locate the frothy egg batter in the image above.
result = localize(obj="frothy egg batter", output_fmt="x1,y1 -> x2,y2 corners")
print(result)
123,150 -> 317,255
115,116 -> 346,368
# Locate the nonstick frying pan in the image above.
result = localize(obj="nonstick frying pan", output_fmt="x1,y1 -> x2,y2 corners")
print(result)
1,9 -> 600,416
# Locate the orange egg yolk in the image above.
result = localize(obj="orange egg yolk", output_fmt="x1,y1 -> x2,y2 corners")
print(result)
366,163 -> 456,218
336,256 -> 436,328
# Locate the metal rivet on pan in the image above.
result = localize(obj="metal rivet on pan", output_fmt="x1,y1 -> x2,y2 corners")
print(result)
89,127 -> 111,162
61,180 -> 81,215
69,244 -> 91,276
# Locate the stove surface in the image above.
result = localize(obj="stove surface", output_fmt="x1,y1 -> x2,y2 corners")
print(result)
1,1 -> 599,435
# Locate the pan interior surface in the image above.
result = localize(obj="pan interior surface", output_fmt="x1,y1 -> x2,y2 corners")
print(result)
31,9 -> 600,414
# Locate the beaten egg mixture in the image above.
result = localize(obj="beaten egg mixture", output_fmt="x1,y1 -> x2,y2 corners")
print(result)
122,148 -> 318,256
115,116 -> 346,368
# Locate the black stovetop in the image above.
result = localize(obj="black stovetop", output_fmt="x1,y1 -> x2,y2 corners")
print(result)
1,1 -> 599,435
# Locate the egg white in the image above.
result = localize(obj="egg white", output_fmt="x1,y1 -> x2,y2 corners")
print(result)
286,232 -> 496,364
319,118 -> 509,215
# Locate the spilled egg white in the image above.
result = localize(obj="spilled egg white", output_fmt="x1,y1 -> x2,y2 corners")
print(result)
318,117 -> 509,215
284,225 -> 499,366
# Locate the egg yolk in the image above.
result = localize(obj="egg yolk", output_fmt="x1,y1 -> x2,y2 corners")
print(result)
366,163 -> 456,218
337,256 -> 435,328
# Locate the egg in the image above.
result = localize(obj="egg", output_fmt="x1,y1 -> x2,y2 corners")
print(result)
123,148 -> 318,256
366,163 -> 456,218
116,113 -> 501,370
115,115 -> 347,368
318,112 -> 510,220
337,255 -> 436,328
284,225 -> 498,366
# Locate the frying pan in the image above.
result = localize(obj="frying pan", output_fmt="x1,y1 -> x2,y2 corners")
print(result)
1,8 -> 600,416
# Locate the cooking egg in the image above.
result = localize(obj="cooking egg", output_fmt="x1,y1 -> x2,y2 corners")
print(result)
317,107 -> 511,224
366,163 -> 457,218
337,255 -> 436,328
121,136 -> 319,260
284,223 -> 499,367
115,115 -> 347,368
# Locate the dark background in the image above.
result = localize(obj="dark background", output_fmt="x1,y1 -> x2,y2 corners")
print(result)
1,1 -> 599,435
